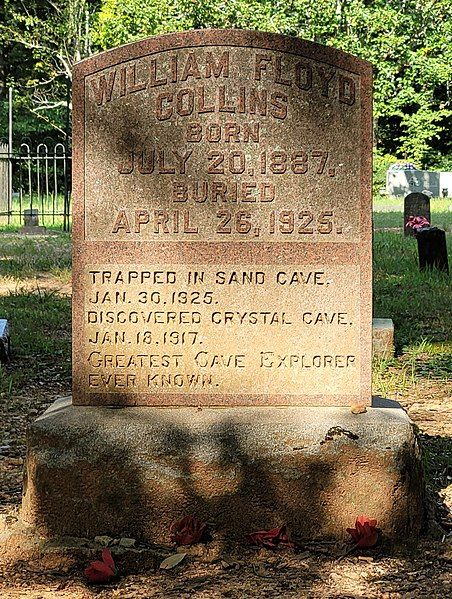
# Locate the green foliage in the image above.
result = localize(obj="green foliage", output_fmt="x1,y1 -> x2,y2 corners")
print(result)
430,153 -> 452,172
0,0 -> 95,137
2,1 -> 452,164
92,0 -> 452,168
373,151 -> 400,194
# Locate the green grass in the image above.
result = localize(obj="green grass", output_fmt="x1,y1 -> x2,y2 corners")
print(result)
0,288 -> 71,393
0,233 -> 71,278
373,196 -> 452,230
373,231 -> 452,350
0,193 -> 71,231
0,233 -> 72,393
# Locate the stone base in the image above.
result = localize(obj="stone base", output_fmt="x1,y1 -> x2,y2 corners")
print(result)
18,225 -> 48,236
22,397 -> 424,543
373,318 -> 395,359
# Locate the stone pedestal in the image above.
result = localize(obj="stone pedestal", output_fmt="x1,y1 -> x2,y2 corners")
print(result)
22,397 -> 424,543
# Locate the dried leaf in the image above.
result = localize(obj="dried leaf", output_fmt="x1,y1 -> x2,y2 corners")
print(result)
248,525 -> 294,550
346,515 -> 379,548
170,515 -> 207,546
351,404 -> 367,414
159,552 -> 187,570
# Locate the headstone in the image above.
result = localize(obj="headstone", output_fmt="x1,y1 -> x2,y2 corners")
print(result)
72,30 -> 373,407
386,169 -> 439,197
22,31 -> 424,546
20,208 -> 47,235
416,227 -> 449,273
404,192 -> 431,236
24,208 -> 39,227
372,318 -> 394,359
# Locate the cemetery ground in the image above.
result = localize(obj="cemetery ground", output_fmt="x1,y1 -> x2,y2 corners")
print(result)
0,205 -> 450,598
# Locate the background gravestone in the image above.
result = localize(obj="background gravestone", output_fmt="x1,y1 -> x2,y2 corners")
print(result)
417,227 -> 449,273
72,29 -> 372,408
404,192 -> 431,236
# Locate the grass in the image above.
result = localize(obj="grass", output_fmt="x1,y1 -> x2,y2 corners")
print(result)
373,231 -> 452,349
0,288 -> 71,393
0,233 -> 71,278
372,227 -> 451,397
0,233 -> 72,393
373,195 -> 452,230
0,192 -> 71,231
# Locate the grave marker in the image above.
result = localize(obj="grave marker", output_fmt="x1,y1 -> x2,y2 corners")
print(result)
404,192 -> 430,236
417,227 -> 449,273
22,31 -> 424,546
72,30 -> 372,407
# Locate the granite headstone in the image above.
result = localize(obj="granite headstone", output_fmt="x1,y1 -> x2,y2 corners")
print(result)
404,192 -> 431,236
72,30 -> 372,407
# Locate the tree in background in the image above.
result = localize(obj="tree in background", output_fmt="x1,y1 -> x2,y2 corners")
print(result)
0,0 -> 98,142
1,0 -> 451,168
93,0 -> 452,168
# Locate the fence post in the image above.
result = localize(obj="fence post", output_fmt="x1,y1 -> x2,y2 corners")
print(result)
8,87 -> 13,223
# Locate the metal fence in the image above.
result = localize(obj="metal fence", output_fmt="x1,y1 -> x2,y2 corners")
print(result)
0,140 -> 72,231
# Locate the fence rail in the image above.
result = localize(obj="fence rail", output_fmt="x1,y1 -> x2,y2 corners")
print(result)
0,141 -> 72,231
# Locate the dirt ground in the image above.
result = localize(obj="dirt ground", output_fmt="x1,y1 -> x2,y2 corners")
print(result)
0,278 -> 451,598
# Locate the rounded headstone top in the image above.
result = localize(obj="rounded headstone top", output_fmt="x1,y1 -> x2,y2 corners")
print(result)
74,28 -> 373,77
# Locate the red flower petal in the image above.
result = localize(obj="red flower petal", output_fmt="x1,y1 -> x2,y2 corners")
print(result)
346,515 -> 379,548
101,548 -> 116,572
170,515 -> 207,546
356,515 -> 377,528
84,560 -> 114,584
248,525 -> 294,549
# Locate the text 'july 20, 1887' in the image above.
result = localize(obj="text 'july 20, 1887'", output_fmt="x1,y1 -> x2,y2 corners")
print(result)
73,31 -> 372,406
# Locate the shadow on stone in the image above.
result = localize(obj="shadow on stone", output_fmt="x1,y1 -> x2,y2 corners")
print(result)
21,398 -> 425,545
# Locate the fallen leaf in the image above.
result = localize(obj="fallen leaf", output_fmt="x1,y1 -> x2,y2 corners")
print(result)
170,515 -> 207,546
351,404 -> 367,414
346,515 -> 379,548
248,525 -> 294,549
159,552 -> 187,570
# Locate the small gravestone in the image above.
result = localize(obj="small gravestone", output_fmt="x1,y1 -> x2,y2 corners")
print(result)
24,208 -> 39,227
22,30 -> 424,545
20,208 -> 47,235
372,318 -> 394,359
404,192 -> 431,236
417,227 -> 449,273
0,319 -> 11,363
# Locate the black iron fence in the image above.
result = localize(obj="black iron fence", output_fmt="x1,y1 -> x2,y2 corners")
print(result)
0,140 -> 72,231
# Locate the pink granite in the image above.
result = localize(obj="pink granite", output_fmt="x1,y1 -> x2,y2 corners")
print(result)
72,30 -> 373,406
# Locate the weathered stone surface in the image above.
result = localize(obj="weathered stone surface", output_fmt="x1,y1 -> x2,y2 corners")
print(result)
19,225 -> 48,235
24,208 -> 39,227
417,227 -> 449,273
372,318 -> 394,359
22,397 -> 424,542
72,29 -> 373,407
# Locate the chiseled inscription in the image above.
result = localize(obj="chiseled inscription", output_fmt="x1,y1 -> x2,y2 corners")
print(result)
83,264 -> 361,396
84,46 -> 361,242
